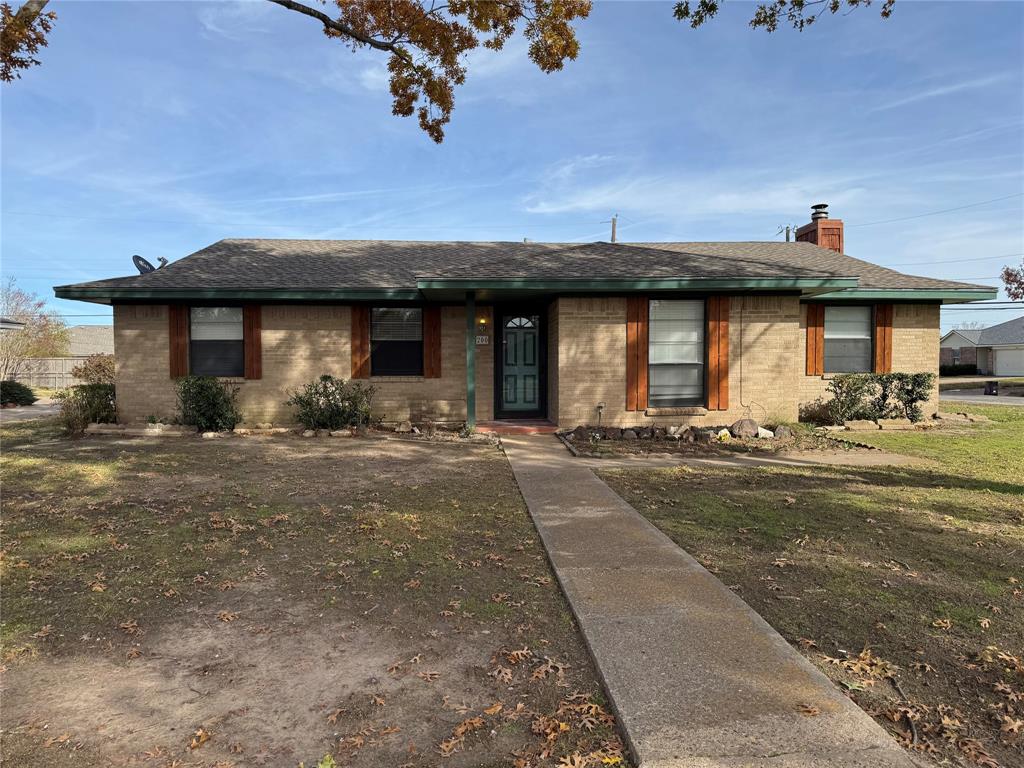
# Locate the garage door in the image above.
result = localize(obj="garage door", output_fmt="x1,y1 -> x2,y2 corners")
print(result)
994,348 -> 1024,376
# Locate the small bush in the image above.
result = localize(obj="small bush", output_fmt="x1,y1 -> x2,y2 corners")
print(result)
55,383 -> 116,434
0,380 -> 37,406
71,354 -> 115,384
885,372 -> 936,422
285,375 -> 375,430
940,363 -> 977,376
825,374 -> 880,425
177,376 -> 241,432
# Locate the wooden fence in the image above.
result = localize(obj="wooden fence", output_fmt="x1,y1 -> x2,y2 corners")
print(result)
13,357 -> 91,389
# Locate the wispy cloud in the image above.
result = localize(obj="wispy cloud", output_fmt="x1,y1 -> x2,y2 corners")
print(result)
197,0 -> 273,41
869,73 -> 1010,112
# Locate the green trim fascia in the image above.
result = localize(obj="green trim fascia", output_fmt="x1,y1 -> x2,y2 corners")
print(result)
416,277 -> 859,292
809,288 -> 998,304
53,287 -> 423,302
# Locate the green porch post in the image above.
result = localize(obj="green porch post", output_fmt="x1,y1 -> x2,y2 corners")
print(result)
465,291 -> 476,429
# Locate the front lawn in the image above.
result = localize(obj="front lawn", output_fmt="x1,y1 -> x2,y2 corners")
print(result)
601,403 -> 1023,768
1,421 -> 627,768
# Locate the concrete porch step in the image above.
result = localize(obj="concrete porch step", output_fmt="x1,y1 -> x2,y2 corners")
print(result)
476,419 -> 559,435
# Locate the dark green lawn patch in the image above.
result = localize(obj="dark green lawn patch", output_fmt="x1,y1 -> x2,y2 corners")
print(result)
601,404 -> 1023,768
1,422 -> 627,768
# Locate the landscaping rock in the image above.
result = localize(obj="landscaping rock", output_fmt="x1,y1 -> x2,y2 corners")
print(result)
329,429 -> 352,437
877,418 -> 914,431
756,426 -> 775,439
693,429 -> 714,444
933,411 -> 969,422
729,418 -> 759,439
621,429 -> 638,440
256,422 -> 273,430
201,431 -> 224,439
679,427 -> 697,443
637,427 -> 653,440
395,420 -> 413,433
774,425 -> 795,439
814,425 -> 846,433
569,425 -> 590,442
411,426 -> 421,434
965,413 -> 992,423
301,429 -> 316,437
653,427 -> 666,440
603,427 -> 622,440
844,420 -> 880,431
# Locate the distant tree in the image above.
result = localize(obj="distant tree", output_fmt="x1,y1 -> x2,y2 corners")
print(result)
0,277 -> 69,381
0,0 -> 55,82
953,321 -> 986,331
674,0 -> 894,31
267,0 -> 590,142
1002,260 -> 1024,301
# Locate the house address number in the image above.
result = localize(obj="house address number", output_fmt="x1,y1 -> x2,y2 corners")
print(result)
476,335 -> 489,345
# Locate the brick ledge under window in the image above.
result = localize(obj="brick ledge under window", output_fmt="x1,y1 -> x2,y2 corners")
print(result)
645,406 -> 708,417
370,375 -> 426,382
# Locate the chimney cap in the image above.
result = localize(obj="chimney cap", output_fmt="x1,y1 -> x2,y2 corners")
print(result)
811,202 -> 829,220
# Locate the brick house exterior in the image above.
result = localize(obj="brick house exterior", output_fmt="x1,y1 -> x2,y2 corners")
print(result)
57,207 -> 993,428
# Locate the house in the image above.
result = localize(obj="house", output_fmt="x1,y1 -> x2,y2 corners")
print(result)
940,316 -> 1024,376
54,205 -> 996,428
0,317 -> 25,332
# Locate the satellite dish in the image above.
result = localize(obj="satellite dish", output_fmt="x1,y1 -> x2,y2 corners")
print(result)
133,254 -> 156,274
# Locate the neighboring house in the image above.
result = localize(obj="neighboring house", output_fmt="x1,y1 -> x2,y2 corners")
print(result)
0,317 -> 25,332
54,205 -> 996,428
941,317 -> 1024,376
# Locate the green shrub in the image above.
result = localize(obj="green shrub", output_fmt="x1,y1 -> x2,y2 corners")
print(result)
821,372 -> 937,425
176,376 -> 241,432
884,372 -> 936,422
0,380 -> 37,406
825,374 -> 880,425
71,353 -> 115,384
54,383 -> 116,434
285,375 -> 375,430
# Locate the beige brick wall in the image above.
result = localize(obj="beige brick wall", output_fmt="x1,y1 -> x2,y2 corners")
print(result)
798,303 -> 940,417
113,304 -> 493,425
547,300 -> 559,421
550,296 -> 802,428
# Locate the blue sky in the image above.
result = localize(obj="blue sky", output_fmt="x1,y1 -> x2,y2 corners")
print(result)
2,0 -> 1022,332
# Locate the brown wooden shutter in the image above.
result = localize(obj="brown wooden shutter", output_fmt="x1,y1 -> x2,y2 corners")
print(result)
873,304 -> 894,373
805,304 -> 825,376
168,305 -> 189,378
351,306 -> 371,379
625,297 -> 648,411
706,296 -> 730,411
243,305 -> 262,379
423,306 -> 442,378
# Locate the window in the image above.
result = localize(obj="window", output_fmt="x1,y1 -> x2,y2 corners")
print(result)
648,299 -> 704,407
824,306 -> 872,373
371,307 -> 423,376
190,307 -> 243,377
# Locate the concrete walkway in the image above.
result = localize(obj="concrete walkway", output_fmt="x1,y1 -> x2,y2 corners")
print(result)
502,435 -> 916,768
0,400 -> 59,423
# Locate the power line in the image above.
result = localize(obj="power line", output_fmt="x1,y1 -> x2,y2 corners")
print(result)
886,252 -> 1024,267
847,193 -> 1024,228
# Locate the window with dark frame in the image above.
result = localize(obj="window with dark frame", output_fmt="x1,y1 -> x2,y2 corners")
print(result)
823,306 -> 873,373
189,307 -> 244,377
648,299 -> 705,407
371,307 -> 423,376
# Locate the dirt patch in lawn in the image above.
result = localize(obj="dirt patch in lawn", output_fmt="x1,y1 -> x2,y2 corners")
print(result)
601,412 -> 1023,768
1,424 -> 627,768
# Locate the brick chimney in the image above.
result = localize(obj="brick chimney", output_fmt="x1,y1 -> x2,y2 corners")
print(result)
795,203 -> 844,254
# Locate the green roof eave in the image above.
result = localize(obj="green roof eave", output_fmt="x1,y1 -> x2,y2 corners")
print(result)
52,286 -> 423,304
415,277 -> 859,293
809,288 -> 998,304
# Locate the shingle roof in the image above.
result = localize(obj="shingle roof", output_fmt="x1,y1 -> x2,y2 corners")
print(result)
56,238 -> 988,293
946,328 -> 984,345
978,316 -> 1024,346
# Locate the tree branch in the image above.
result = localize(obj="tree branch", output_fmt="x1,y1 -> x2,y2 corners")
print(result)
265,0 -> 413,63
